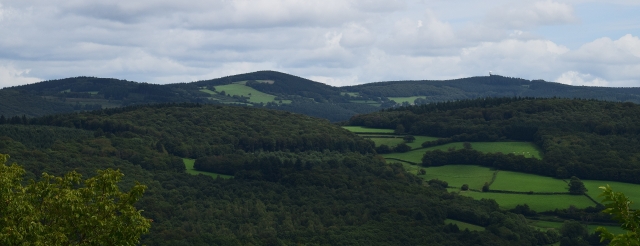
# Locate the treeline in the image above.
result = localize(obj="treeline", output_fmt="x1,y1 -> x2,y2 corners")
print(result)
9,104 -> 375,159
0,104 -> 561,245
345,75 -> 640,103
349,97 -> 640,184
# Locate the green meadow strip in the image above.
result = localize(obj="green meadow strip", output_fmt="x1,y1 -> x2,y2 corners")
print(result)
183,158 -> 233,179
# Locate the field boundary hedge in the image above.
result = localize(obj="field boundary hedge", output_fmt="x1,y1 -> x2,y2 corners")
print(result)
385,158 -> 419,165
485,190 -> 571,195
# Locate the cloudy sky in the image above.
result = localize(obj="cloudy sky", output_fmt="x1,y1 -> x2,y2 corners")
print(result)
0,0 -> 639,88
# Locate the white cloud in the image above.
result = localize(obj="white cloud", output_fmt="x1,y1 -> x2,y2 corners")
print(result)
0,0 -> 638,88
564,34 -> 640,64
486,1 -> 577,29
0,65 -> 42,88
339,23 -> 375,48
556,71 -> 609,86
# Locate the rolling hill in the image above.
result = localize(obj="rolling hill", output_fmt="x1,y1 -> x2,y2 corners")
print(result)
2,71 -> 640,122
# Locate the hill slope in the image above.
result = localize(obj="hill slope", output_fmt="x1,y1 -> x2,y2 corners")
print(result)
0,104 -> 556,245
349,97 -> 640,183
2,71 -> 640,121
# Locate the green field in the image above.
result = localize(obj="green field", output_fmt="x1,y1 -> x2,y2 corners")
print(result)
461,192 -> 596,211
423,142 -> 542,159
422,165 -> 495,190
209,84 -> 291,104
583,180 -> 640,209
490,171 -> 568,193
388,96 -> 425,104
183,158 -> 233,179
342,92 -> 359,97
381,150 -> 427,163
445,219 -> 485,231
530,220 -> 625,235
384,141 -> 542,163
342,126 -> 394,133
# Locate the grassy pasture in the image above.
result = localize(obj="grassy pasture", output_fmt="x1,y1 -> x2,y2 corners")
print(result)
211,84 -> 291,104
232,80 -> 274,85
490,171 -> 568,193
388,96 -> 425,104
183,158 -> 233,179
342,126 -> 394,133
422,165 -> 495,190
472,142 -> 542,159
423,142 -> 542,159
445,219 -> 485,231
530,220 -> 625,235
382,141 -> 540,164
583,180 -> 640,209
461,192 -> 596,211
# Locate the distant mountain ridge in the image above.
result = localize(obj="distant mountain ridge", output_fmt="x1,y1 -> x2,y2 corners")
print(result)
2,70 -> 639,121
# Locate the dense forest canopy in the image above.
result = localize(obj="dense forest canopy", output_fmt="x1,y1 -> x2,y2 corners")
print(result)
0,103 -> 565,245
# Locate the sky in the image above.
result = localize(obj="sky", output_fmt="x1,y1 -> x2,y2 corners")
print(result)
0,0 -> 639,88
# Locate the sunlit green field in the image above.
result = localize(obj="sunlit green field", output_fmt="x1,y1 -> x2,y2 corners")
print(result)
422,142 -> 542,159
490,171 -> 568,192
342,126 -> 394,133
183,158 -> 233,179
583,180 -> 640,209
460,192 -> 596,211
388,96 -> 425,104
445,219 -> 485,231
384,141 -> 542,163
209,83 -> 291,104
422,165 -> 494,190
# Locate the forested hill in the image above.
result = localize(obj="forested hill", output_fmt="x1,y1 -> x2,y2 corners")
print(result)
0,104 -> 557,245
349,97 -> 640,183
345,75 -> 640,104
2,71 -> 640,122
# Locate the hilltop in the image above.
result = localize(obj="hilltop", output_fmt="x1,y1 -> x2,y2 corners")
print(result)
2,71 -> 639,121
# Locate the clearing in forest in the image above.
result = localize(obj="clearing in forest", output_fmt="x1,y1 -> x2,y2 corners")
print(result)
341,126 -> 394,133
182,158 -> 233,179
208,83 -> 291,104
388,96 -> 426,104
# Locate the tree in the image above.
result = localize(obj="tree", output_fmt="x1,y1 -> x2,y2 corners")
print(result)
418,168 -> 426,175
0,154 -> 151,245
394,143 -> 411,153
596,185 -> 640,245
403,135 -> 416,143
568,176 -> 587,195
463,142 -> 472,150
394,124 -> 405,134
461,184 -> 469,191
482,182 -> 490,192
